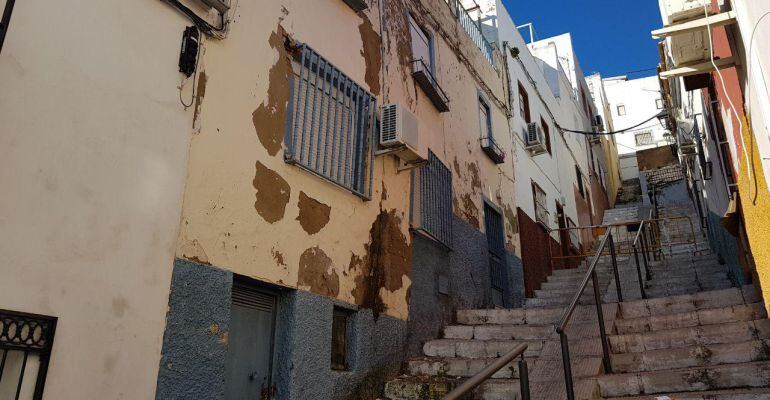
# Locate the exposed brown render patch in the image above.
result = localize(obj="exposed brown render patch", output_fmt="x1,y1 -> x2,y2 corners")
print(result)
382,0 -> 414,93
298,247 -> 340,298
252,161 -> 291,223
358,13 -> 382,96
296,191 -> 331,235
271,247 -> 287,268
350,209 -> 412,318
252,25 -> 293,156
503,204 -> 519,234
453,157 -> 464,179
467,161 -> 482,192
460,193 -> 481,230
192,71 -> 208,128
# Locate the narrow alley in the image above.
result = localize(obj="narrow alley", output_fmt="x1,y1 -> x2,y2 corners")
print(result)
1,0 -> 769,399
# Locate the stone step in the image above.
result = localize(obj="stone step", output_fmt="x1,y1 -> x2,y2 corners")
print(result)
610,319 -> 770,353
605,388 -> 770,399
611,339 -> 770,373
423,339 -> 544,359
615,303 -> 767,335
456,304 -> 618,326
618,287 -> 756,320
406,357 -> 523,379
598,361 -> 770,397
383,376 -> 521,400
534,287 -> 599,300
443,324 -> 555,341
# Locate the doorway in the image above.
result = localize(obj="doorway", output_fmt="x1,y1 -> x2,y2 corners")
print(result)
484,202 -> 508,307
225,283 -> 277,400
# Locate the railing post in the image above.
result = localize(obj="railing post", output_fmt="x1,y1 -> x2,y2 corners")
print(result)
640,228 -> 652,281
559,331 -> 575,400
592,269 -> 613,373
608,233 -> 623,302
519,356 -> 530,400
632,244 -> 647,299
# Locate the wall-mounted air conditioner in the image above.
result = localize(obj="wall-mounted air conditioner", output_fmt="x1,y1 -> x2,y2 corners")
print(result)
670,31 -> 711,67
525,122 -> 547,155
663,0 -> 710,24
380,104 -> 426,163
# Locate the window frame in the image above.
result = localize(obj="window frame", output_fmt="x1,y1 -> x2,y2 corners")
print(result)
617,104 -> 626,116
518,83 -> 531,123
479,95 -> 493,139
655,98 -> 665,110
330,307 -> 351,371
541,116 -> 551,155
531,181 -> 549,227
408,12 -> 434,74
576,166 -> 585,198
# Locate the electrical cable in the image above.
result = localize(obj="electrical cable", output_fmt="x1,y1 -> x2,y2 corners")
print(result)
555,111 -> 667,136
700,0 -> 753,199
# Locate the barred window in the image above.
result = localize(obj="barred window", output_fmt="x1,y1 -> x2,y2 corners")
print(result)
532,182 -> 548,227
635,131 -> 653,146
285,44 -> 377,199
412,151 -> 453,248
617,104 -> 626,116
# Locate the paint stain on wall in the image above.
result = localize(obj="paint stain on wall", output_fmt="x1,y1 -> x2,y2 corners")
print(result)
253,161 -> 291,223
382,0 -> 413,88
459,193 -> 481,230
252,25 -> 293,156
358,13 -> 382,96
179,238 -> 211,265
467,161 -> 482,192
111,297 -> 129,318
193,71 -> 208,128
350,209 -> 412,317
271,247 -> 287,268
296,191 -> 331,235
298,247 -> 340,297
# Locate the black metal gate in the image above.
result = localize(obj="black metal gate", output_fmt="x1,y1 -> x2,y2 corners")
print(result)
484,202 -> 508,307
0,309 -> 57,400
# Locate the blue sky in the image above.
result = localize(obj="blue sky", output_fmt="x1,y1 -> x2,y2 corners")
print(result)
501,0 -> 663,79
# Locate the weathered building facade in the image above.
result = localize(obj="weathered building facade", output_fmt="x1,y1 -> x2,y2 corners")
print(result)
0,0 -> 617,398
655,0 -> 770,313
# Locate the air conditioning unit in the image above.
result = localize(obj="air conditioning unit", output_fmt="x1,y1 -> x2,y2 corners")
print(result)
525,122 -> 547,155
670,31 -> 711,67
380,104 -> 425,163
663,0 -> 710,24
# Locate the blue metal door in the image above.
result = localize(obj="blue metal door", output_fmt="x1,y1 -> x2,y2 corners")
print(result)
484,202 -> 508,307
225,285 -> 276,400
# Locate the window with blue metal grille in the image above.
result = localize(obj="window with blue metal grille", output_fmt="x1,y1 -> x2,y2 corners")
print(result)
285,44 -> 376,199
411,151 -> 453,248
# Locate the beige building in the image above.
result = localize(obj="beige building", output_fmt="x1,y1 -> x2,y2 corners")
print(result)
0,0 -> 618,398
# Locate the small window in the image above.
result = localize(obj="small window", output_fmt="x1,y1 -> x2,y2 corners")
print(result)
617,104 -> 626,116
576,166 -> 585,198
331,308 -> 351,371
532,182 -> 548,226
541,117 -> 551,155
479,96 -> 492,139
635,131 -> 653,146
409,13 -> 433,72
412,151 -> 453,247
518,83 -> 531,123
655,98 -> 665,110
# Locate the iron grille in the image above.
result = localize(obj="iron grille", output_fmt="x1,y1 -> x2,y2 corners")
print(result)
0,309 -> 57,400
635,131 -> 654,146
412,151 -> 453,248
285,44 -> 376,200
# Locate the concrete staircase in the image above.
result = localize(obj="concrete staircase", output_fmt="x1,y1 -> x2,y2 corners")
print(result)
381,203 -> 769,399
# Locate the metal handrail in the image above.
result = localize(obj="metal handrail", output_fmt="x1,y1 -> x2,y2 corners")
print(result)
442,343 -> 530,400
631,220 -> 651,299
555,232 -> 618,400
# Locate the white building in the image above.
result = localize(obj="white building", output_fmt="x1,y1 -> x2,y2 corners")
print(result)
603,75 -> 672,181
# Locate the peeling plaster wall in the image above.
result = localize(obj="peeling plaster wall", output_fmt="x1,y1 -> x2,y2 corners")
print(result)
176,0 -> 412,320
176,0 -> 521,321
0,1 -> 194,399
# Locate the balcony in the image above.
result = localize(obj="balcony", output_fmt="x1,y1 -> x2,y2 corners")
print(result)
447,0 -> 496,66
480,136 -> 506,164
411,59 -> 450,112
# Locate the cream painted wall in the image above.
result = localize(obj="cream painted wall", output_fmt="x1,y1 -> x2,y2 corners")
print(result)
0,0 -> 194,399
175,0 -> 518,319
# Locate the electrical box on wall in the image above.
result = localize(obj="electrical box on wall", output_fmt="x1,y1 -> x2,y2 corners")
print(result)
179,27 -> 200,77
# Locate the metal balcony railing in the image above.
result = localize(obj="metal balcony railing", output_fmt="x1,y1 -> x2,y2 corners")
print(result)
446,0 -> 496,66
480,136 -> 506,164
411,58 -> 450,112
